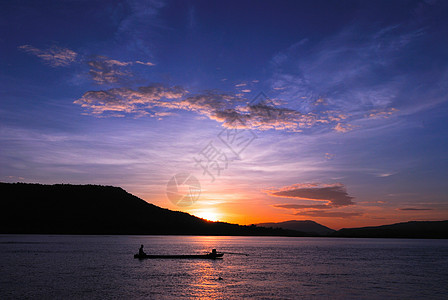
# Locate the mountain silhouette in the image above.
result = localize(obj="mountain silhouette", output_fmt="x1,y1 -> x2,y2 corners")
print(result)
0,182 -> 307,236
255,220 -> 335,235
332,220 -> 448,238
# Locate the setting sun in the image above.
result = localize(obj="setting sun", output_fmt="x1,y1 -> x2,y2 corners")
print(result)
196,211 -> 220,222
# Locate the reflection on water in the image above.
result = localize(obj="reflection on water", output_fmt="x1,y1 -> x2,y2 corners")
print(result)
1,235 -> 448,299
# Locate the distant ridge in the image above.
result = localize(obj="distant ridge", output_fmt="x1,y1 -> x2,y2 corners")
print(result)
332,220 -> 448,239
0,182 -> 307,236
255,220 -> 335,235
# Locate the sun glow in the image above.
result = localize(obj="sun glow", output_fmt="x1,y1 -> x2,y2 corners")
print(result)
197,211 -> 220,222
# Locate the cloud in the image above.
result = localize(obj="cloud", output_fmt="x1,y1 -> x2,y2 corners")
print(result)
19,45 -> 154,83
325,153 -> 335,160
294,210 -> 362,218
135,60 -> 155,66
266,182 -> 355,207
239,103 -> 320,131
273,204 -> 331,210
74,85 -> 187,115
314,98 -> 326,106
19,45 -> 77,67
367,108 -> 398,119
333,123 -> 355,133
18,42 -> 156,85
75,88 -> 241,119
169,93 -> 245,125
176,91 -> 320,131
171,92 -> 293,130
268,183 -> 360,219
115,0 -> 165,56
87,56 -> 134,84
324,111 -> 348,122
398,208 -> 433,211
200,101 -> 324,132
376,172 -> 395,177
235,83 -> 247,87
3,175 -> 25,181
87,56 -> 155,84
267,22 -> 434,133
75,85 -> 359,132
75,87 -> 321,131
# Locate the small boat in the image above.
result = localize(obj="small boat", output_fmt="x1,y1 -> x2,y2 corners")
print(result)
134,253 -> 224,259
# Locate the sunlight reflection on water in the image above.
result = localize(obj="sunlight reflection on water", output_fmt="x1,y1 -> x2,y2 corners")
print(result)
1,235 -> 448,299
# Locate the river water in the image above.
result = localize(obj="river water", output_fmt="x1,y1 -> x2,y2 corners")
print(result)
1,235 -> 447,299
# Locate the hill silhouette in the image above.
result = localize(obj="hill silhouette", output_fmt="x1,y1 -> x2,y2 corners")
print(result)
255,220 -> 335,235
332,220 -> 448,238
0,182 -> 307,236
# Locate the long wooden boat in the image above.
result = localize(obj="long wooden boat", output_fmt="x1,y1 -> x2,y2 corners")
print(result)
134,253 -> 224,259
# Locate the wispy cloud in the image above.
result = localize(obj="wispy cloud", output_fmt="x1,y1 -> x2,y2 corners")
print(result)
135,60 -> 155,66
294,210 -> 362,218
87,56 -> 133,84
268,23 -> 438,133
398,208 -> 433,211
325,153 -> 335,160
367,108 -> 398,119
87,56 -> 155,84
115,0 -> 165,56
19,45 -> 77,67
18,45 -> 154,85
376,172 -> 396,177
333,123 -> 355,133
274,204 -> 331,210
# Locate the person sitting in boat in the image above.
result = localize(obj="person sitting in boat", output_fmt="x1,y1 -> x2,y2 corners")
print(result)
139,244 -> 146,256
211,249 -> 217,256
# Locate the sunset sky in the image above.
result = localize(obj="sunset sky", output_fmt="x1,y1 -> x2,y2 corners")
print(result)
1,0 -> 447,229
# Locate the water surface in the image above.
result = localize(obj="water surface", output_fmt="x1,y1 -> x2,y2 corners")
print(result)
1,235 -> 447,299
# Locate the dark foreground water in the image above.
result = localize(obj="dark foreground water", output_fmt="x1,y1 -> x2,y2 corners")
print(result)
1,235 -> 447,299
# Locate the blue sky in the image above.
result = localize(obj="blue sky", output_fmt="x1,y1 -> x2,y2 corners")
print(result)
1,0 -> 447,228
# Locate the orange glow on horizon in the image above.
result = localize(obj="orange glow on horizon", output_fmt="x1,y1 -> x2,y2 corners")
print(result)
137,187 -> 448,231
195,210 -> 221,222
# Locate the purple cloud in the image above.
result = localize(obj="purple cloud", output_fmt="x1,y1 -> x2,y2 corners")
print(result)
87,56 -> 155,84
74,85 -> 186,115
273,204 -> 331,210
367,108 -> 398,119
398,208 -> 433,211
75,87 -> 365,132
294,210 -> 362,218
267,183 -> 355,207
268,183 -> 362,219
19,45 -> 77,67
